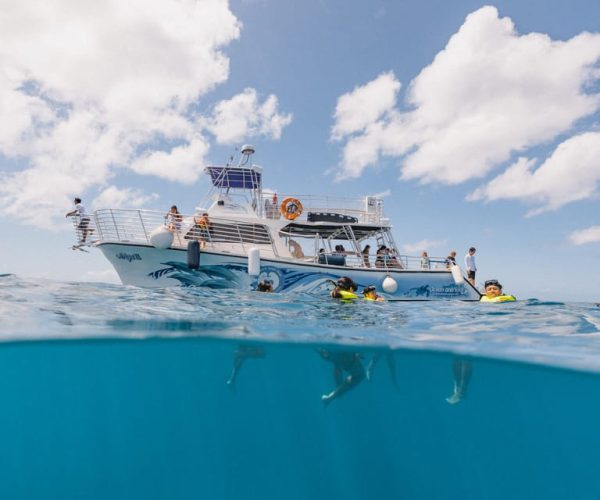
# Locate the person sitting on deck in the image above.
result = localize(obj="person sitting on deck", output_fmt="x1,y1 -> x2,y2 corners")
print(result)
333,244 -> 347,255
375,245 -> 387,268
185,212 -> 210,247
196,212 -> 210,248
165,205 -> 183,232
445,251 -> 457,269
361,244 -> 371,268
387,248 -> 403,269
289,239 -> 304,258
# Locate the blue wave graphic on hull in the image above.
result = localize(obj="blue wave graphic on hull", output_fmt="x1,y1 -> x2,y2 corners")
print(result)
147,262 -> 470,298
148,262 -> 341,292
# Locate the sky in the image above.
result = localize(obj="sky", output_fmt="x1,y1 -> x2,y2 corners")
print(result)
0,0 -> 599,301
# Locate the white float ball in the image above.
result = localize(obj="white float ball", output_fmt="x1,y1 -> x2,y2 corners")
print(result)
149,226 -> 174,249
382,276 -> 398,293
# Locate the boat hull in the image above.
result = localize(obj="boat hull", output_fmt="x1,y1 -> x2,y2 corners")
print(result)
98,243 -> 481,300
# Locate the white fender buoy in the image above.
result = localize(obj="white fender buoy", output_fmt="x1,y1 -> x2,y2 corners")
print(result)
248,247 -> 260,276
382,276 -> 398,293
149,226 -> 174,249
451,265 -> 465,285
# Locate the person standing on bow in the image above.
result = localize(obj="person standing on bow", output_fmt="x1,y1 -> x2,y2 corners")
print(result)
464,247 -> 477,286
65,197 -> 92,244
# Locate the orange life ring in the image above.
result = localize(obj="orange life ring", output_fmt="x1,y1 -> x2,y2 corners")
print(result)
280,197 -> 303,220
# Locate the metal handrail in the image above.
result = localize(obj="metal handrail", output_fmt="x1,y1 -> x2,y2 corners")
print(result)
313,251 -> 451,271
262,194 -> 386,224
93,209 -> 279,255
68,215 -> 99,246
88,208 -> 449,271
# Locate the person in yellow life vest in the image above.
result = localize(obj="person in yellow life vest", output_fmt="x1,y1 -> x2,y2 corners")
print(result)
362,285 -> 385,302
331,277 -> 358,300
480,279 -> 516,302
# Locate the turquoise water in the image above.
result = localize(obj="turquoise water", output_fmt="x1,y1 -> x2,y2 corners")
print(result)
1,274 -> 600,499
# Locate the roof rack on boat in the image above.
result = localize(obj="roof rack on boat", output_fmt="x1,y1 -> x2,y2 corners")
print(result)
204,165 -> 262,190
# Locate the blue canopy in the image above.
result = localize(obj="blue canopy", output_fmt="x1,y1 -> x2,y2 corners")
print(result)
205,166 -> 262,189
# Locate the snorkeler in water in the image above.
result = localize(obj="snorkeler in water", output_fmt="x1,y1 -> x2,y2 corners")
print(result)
480,280 -> 516,302
362,285 -> 385,302
446,358 -> 472,405
317,348 -> 366,405
330,277 -> 359,300
226,345 -> 266,390
256,279 -> 273,292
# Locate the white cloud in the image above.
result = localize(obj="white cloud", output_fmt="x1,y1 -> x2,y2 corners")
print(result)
370,189 -> 391,198
401,239 -> 448,255
569,226 -> 600,245
131,138 -> 210,184
92,186 -> 159,210
332,6 -> 600,185
331,72 -> 400,140
0,1 -> 291,229
207,88 -> 293,145
469,132 -> 600,215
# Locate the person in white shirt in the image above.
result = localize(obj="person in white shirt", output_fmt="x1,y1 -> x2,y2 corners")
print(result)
464,247 -> 477,286
65,197 -> 92,244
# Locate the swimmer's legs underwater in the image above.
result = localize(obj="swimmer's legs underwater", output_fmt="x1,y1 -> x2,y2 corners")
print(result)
446,358 -> 472,404
319,350 -> 366,405
226,345 -> 266,390
366,350 -> 399,389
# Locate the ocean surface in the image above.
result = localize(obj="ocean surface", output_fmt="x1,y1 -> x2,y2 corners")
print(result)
1,273 -> 600,499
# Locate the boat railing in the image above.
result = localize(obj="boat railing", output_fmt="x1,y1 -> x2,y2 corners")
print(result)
262,194 -> 385,224
91,208 -> 450,271
94,209 -> 280,256
68,215 -> 99,246
312,251 -> 450,271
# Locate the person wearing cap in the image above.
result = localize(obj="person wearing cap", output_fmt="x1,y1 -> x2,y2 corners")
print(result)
331,277 -> 358,300
362,285 -> 384,302
480,279 -> 516,302
465,247 -> 477,286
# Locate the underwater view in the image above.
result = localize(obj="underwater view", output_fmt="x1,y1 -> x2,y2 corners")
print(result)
1,274 -> 600,499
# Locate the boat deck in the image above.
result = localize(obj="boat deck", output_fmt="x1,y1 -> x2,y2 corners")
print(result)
85,208 -> 452,272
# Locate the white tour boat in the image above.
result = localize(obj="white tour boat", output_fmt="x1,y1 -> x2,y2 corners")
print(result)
70,145 -> 480,300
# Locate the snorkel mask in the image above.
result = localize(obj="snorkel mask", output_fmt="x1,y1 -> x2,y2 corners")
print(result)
484,280 -> 502,290
362,285 -> 376,295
